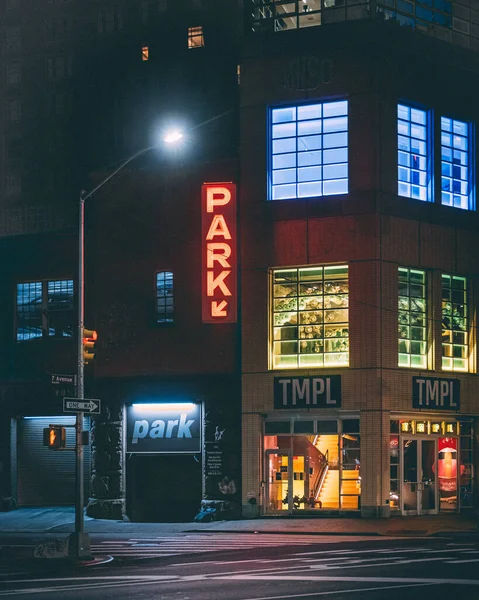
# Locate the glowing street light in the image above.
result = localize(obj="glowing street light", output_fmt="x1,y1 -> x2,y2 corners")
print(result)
163,129 -> 184,144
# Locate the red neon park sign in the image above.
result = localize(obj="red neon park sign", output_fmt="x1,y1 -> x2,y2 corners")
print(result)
201,182 -> 237,324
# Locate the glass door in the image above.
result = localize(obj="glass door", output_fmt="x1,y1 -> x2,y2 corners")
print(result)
265,450 -> 292,514
401,438 -> 437,515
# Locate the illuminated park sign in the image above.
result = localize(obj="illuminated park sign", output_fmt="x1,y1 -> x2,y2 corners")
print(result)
201,182 -> 237,323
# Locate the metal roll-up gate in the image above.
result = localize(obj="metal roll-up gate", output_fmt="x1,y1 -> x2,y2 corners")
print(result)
17,416 -> 91,506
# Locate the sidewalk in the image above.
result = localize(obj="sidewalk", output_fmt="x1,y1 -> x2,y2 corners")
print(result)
0,507 -> 477,537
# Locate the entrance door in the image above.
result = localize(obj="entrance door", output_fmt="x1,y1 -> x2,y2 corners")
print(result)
401,438 -> 437,515
265,450 -> 292,514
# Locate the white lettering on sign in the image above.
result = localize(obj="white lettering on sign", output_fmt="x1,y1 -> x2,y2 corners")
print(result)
131,414 -> 195,444
277,377 -> 339,407
415,379 -> 457,408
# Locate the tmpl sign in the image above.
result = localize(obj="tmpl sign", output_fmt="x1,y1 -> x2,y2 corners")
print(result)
412,376 -> 460,410
201,182 -> 237,323
126,403 -> 202,453
274,376 -> 341,409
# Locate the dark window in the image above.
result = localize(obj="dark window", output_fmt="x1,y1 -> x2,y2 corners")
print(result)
265,421 -> 291,434
156,271 -> 174,323
316,420 -> 338,434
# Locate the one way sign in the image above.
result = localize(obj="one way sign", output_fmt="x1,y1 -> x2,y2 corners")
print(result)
63,397 -> 101,415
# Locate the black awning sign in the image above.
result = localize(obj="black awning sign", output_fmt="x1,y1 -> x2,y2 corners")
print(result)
274,376 -> 341,409
412,376 -> 460,410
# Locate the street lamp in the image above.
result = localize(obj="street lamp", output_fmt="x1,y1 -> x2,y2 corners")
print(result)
71,144 -> 160,559
70,108 -> 233,560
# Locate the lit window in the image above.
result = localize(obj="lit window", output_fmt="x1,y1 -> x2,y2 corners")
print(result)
269,100 -> 348,200
16,279 -> 74,341
272,265 -> 349,369
441,117 -> 474,211
188,26 -> 204,49
398,268 -> 427,369
142,45 -> 149,61
442,274 -> 468,372
156,271 -> 174,323
397,104 -> 430,202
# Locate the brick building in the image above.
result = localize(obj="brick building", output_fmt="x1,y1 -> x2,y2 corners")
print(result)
1,0 -> 479,521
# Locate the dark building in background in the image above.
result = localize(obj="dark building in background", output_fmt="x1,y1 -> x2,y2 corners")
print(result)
0,0 -> 242,520
1,0 -> 479,522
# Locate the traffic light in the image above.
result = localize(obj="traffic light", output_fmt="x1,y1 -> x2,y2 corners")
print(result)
43,425 -> 66,449
83,328 -> 98,364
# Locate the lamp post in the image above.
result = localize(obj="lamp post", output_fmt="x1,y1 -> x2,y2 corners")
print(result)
69,144 -> 162,559
68,109 -> 231,559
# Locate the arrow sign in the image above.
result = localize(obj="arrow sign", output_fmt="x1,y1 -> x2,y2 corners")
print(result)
211,300 -> 228,317
63,397 -> 101,415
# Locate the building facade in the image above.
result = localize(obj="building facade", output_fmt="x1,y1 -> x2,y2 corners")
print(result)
240,1 -> 479,518
1,0 -> 479,521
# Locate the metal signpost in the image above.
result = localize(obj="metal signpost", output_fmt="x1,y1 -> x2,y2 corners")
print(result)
64,398 -> 101,415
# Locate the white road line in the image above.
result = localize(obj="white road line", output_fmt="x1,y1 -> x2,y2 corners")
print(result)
444,558 -> 479,564
238,582 -> 435,600
293,546 -> 470,557
215,574 -> 479,586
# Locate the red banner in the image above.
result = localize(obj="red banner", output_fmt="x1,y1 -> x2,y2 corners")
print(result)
201,182 -> 237,323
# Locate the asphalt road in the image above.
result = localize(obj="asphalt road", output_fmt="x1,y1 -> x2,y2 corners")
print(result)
2,533 -> 479,599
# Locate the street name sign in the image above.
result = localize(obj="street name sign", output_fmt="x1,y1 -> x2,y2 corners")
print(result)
52,373 -> 76,385
63,397 -> 101,415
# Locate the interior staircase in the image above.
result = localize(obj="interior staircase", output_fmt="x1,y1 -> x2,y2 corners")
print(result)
317,469 -> 360,509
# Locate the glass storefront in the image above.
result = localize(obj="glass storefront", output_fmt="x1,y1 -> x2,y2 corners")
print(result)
264,417 -> 360,513
390,418 -> 474,515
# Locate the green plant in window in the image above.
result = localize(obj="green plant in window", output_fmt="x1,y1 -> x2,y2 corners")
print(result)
275,298 -> 297,311
398,312 -> 409,325
274,312 -> 298,326
398,297 -> 409,311
398,325 -> 409,339
410,298 -> 425,312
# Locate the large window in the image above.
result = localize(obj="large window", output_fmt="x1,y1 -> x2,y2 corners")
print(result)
16,279 -> 74,341
441,117 -> 474,211
272,265 -> 348,369
270,100 -> 348,200
442,274 -> 468,372
156,271 -> 174,324
398,268 -> 427,368
397,104 -> 430,202
251,0 -> 370,33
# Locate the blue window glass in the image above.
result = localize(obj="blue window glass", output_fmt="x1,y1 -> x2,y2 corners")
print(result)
441,116 -> 474,211
16,279 -> 74,341
397,104 -> 430,202
156,271 -> 174,323
270,100 -> 348,200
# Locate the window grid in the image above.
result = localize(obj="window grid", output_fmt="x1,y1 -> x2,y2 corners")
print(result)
398,268 -> 427,369
270,100 -> 348,201
188,26 -> 204,48
441,116 -> 473,211
156,271 -> 174,324
16,279 -> 74,341
442,274 -> 468,372
272,265 -> 349,369
397,104 -> 429,202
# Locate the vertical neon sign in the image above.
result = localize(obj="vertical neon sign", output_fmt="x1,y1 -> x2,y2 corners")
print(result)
201,182 -> 237,323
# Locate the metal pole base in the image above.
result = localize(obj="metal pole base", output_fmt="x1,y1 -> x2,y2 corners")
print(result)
67,532 -> 92,560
